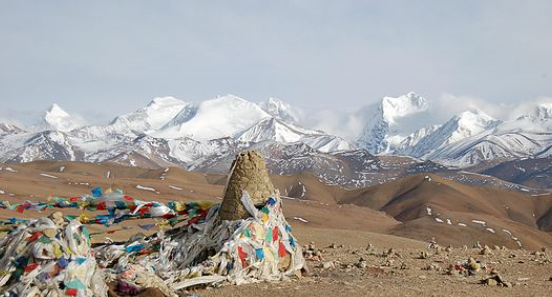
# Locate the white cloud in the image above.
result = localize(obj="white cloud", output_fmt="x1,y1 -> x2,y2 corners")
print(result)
303,109 -> 365,140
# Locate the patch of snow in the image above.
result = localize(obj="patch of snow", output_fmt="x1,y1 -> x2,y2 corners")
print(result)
5,167 -> 17,173
169,185 -> 183,191
458,223 -> 467,227
136,185 -> 156,192
59,166 -> 65,172
471,220 -> 486,226
292,217 -> 309,223
40,173 -> 58,179
435,217 -> 444,223
485,227 -> 495,233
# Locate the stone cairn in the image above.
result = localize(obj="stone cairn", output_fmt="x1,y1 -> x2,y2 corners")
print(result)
219,150 -> 276,220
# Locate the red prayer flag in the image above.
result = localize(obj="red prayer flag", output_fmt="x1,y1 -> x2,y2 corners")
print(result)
278,241 -> 287,258
238,246 -> 248,267
24,262 -> 39,273
97,201 -> 107,210
27,231 -> 43,242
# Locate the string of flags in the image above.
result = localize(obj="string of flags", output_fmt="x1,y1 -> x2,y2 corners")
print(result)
0,187 -> 216,232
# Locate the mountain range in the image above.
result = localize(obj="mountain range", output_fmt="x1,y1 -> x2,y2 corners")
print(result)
2,93 -> 552,189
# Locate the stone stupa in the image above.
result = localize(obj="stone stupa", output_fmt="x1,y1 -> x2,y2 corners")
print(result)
219,150 -> 276,220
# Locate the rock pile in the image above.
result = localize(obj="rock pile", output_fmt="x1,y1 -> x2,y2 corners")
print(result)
303,242 -> 324,261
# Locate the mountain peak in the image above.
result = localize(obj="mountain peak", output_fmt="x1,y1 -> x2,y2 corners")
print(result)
259,97 -> 303,124
456,108 -> 492,120
46,103 -> 70,118
214,94 -> 247,102
40,104 -> 83,132
381,92 -> 428,124
155,95 -> 270,140
0,122 -> 24,134
108,96 -> 187,134
147,96 -> 185,108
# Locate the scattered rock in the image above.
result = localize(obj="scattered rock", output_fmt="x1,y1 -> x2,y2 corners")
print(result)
482,269 -> 511,288
366,243 -> 374,252
319,261 -> 334,270
303,243 -> 323,261
428,238 -> 438,249
422,263 -> 441,271
355,258 -> 367,269
480,245 -> 493,256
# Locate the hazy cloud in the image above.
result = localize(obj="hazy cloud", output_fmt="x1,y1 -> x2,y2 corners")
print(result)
0,1 -> 551,122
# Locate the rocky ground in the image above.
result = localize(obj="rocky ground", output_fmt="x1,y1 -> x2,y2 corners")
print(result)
192,227 -> 552,297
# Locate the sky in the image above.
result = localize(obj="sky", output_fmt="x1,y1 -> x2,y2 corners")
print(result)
1,0 -> 551,125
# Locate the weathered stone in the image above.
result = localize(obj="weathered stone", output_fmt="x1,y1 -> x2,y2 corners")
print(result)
219,150 -> 276,220
481,245 -> 493,255
355,259 -> 367,269
321,261 -> 334,270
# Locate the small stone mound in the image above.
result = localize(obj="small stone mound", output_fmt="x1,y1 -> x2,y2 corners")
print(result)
219,150 -> 276,220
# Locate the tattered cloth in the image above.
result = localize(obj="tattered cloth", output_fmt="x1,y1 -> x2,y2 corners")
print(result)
0,191 -> 304,296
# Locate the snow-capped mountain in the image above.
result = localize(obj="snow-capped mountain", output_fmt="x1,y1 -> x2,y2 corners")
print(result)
3,92 -> 552,173
356,92 -> 430,154
0,123 -> 24,134
156,95 -> 271,140
110,96 -> 186,134
402,109 -> 502,158
36,104 -> 84,132
259,98 -> 303,124
5,131 -> 78,162
428,114 -> 552,165
351,94 -> 552,167
0,95 -> 353,171
236,117 -> 352,153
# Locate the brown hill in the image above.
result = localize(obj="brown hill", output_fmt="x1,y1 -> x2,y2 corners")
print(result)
339,174 -> 552,249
